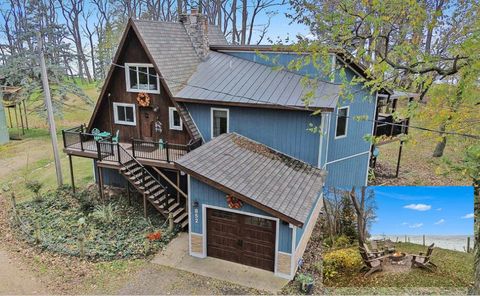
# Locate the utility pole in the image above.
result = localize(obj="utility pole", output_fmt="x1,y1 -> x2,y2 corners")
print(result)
38,32 -> 63,186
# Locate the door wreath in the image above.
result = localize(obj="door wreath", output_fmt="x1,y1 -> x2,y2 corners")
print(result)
136,92 -> 151,107
226,194 -> 243,209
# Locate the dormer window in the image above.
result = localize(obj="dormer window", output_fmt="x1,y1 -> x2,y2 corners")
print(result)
125,63 -> 160,94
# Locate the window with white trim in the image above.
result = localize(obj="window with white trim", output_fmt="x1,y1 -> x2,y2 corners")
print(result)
211,108 -> 229,138
169,107 -> 183,130
125,63 -> 160,93
113,102 -> 136,126
335,106 -> 348,138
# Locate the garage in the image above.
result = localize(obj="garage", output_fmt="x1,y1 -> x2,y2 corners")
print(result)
206,208 -> 276,271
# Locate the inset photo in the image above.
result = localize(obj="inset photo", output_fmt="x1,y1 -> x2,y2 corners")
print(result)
321,186 -> 475,294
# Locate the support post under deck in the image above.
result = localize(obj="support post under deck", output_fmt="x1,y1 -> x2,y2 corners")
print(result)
395,140 -> 404,178
98,165 -> 104,201
68,155 -> 75,193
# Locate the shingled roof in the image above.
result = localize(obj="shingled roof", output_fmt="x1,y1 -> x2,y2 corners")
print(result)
132,19 -> 227,94
175,133 -> 326,227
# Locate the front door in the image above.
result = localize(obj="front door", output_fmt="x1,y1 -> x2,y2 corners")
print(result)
206,208 -> 276,271
140,107 -> 155,141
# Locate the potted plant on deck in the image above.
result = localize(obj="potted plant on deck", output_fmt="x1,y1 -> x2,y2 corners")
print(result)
296,273 -> 315,294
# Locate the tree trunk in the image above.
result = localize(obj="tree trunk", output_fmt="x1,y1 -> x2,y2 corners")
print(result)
432,124 -> 447,157
240,0 -> 247,44
216,0 -> 221,27
231,0 -> 237,44
350,187 -> 366,246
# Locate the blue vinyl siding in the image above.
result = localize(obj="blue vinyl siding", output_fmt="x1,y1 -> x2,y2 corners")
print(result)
189,177 -> 293,253
224,51 -> 330,80
0,104 -> 9,145
325,153 -> 370,187
93,161 -> 127,187
185,104 -> 321,166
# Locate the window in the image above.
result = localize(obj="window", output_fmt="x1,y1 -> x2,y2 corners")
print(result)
211,108 -> 229,138
245,216 -> 273,228
169,107 -> 183,130
125,63 -> 160,93
335,106 -> 348,138
113,102 -> 136,126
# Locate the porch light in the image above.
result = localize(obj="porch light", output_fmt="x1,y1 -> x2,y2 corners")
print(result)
193,201 -> 199,208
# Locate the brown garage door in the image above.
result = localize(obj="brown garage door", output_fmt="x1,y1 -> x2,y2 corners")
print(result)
206,208 -> 276,271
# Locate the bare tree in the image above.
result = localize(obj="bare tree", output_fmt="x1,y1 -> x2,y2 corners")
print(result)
350,187 -> 376,246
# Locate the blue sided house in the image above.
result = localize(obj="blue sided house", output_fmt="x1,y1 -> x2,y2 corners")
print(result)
61,10 -> 395,280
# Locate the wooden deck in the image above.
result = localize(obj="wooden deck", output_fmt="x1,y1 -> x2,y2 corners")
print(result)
63,140 -> 182,169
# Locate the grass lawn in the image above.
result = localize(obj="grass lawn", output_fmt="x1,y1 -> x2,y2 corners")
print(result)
323,243 -> 474,293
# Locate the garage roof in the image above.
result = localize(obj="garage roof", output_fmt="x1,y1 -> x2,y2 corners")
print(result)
175,133 -> 326,227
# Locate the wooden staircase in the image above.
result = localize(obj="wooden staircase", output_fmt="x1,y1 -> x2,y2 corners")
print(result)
116,148 -> 189,229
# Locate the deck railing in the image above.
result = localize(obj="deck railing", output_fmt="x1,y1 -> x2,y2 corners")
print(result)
62,124 -> 105,152
131,138 -> 202,163
374,117 -> 409,138
62,124 -> 203,163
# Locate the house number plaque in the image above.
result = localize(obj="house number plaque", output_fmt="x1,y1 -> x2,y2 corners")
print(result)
194,208 -> 199,224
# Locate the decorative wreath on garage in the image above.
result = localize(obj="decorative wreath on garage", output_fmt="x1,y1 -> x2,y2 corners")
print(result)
226,194 -> 243,209
136,92 -> 151,107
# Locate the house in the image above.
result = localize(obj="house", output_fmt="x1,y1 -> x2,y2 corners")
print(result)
61,10 -> 399,279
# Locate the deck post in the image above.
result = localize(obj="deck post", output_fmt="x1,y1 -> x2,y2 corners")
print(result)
98,165 -> 104,201
467,237 -> 471,253
395,140 -> 404,178
7,107 -> 13,128
23,100 -> 29,130
68,155 -> 75,194
143,193 -> 147,218
176,170 -> 180,204
127,183 -> 131,206
14,105 -> 19,136
18,103 -> 25,135
166,142 -> 170,162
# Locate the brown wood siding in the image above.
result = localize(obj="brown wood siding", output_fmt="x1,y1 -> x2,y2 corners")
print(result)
206,208 -> 276,272
91,29 -> 191,145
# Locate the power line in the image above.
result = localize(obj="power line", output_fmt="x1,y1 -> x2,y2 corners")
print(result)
110,62 -> 480,140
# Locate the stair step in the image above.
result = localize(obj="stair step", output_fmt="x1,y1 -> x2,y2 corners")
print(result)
172,207 -> 184,218
130,173 -> 151,182
145,185 -> 161,195
174,212 -> 188,224
150,189 -> 165,199
124,166 -> 142,175
181,219 -> 189,229
144,180 -> 156,188
168,202 -> 179,212
121,161 -> 138,171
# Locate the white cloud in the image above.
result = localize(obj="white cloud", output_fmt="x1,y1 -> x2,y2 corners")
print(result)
409,223 -> 423,229
434,219 -> 445,225
436,208 -> 442,211
461,213 -> 474,219
404,204 -> 431,211
402,222 -> 408,225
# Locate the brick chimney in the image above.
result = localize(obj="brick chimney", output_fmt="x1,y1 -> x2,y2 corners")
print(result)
179,8 -> 209,60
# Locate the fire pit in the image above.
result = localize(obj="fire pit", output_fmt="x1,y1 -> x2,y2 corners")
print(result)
389,252 -> 406,262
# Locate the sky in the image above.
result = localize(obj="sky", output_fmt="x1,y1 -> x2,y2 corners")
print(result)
370,186 -> 474,236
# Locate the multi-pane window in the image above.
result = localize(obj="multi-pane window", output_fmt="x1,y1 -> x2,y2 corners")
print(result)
211,108 -> 229,138
169,107 -> 183,130
113,102 -> 136,126
125,63 -> 160,93
335,106 -> 349,138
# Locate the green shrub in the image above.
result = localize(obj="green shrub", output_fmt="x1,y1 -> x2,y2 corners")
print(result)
334,235 -> 352,248
322,247 -> 363,280
25,180 -> 43,202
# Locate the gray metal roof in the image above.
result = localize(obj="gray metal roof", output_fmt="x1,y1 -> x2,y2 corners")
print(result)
175,51 -> 340,109
133,20 -> 227,94
175,133 -> 325,226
